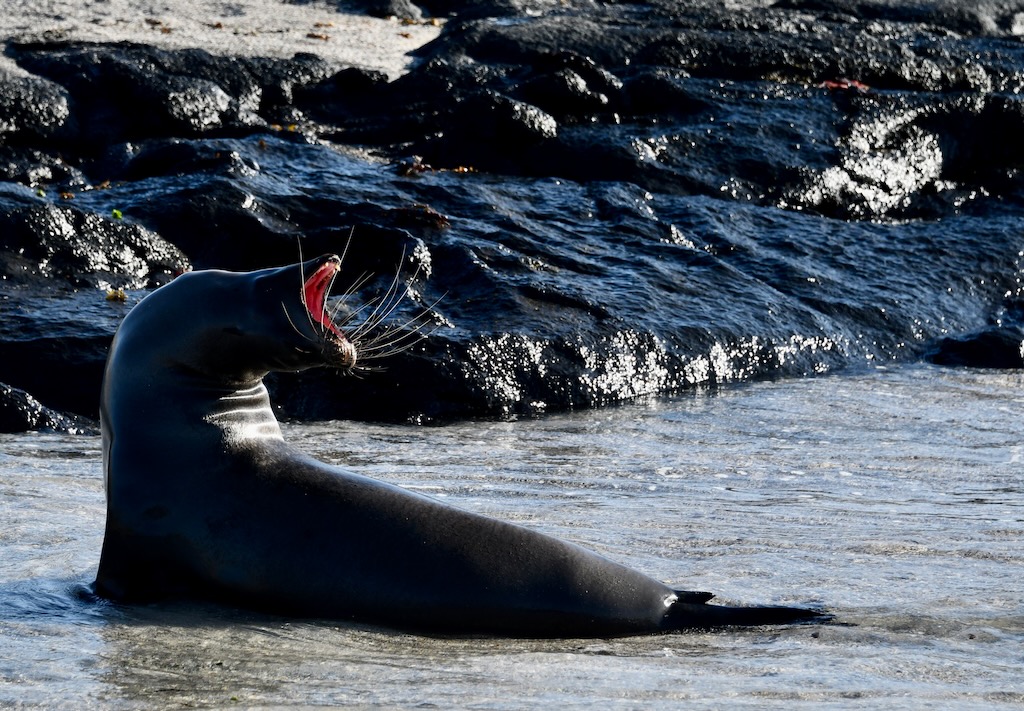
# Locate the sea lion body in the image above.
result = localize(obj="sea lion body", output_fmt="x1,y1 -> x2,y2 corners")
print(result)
96,256 -> 825,637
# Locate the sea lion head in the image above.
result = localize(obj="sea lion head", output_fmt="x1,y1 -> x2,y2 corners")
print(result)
107,254 -> 360,389
250,253 -> 358,374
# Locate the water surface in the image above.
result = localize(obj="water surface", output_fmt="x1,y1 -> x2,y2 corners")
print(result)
1,364 -> 1022,708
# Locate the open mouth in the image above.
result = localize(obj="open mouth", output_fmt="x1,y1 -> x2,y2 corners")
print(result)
303,257 -> 346,340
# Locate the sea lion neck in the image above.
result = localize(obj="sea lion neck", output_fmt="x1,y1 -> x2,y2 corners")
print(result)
99,265 -> 303,441
202,380 -> 283,443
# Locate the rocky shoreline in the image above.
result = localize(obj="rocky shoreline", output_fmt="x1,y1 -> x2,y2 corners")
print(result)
4,0 -> 1024,431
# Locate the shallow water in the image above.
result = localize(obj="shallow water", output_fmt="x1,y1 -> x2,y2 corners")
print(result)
1,363 -> 1022,708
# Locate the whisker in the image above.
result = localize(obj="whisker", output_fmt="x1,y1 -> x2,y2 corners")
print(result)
350,363 -> 387,376
334,294 -> 385,332
354,297 -> 441,351
350,266 -> 424,346
355,330 -> 434,361
347,249 -> 412,342
356,321 -> 439,358
338,226 -> 355,270
328,271 -> 376,326
308,242 -> 445,370
352,304 -> 443,361
281,301 -> 317,346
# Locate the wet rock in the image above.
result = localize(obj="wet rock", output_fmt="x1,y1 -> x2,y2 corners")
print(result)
622,70 -> 709,118
0,146 -> 86,188
0,283 -> 141,426
458,91 -> 557,142
3,0 -> 1024,427
7,42 -> 332,148
0,334 -> 111,420
919,94 -> 1024,187
925,327 -> 1024,369
0,71 -> 72,141
114,162 -> 426,273
926,299 -> 1024,369
118,176 -> 299,271
515,68 -> 610,121
0,382 -> 96,434
782,91 -> 1024,219
111,138 -> 262,182
0,198 -> 190,288
508,51 -> 623,123
419,91 -> 558,172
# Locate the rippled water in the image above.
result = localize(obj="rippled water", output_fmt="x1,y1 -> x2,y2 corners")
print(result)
2,364 -> 1022,708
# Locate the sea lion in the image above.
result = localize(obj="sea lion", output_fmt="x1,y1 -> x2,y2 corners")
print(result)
95,254 -> 827,637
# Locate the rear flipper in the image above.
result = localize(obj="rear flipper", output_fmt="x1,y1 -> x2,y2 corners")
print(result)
664,591 -> 831,630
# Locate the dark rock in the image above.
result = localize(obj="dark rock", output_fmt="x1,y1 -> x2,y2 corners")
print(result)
0,146 -> 86,188
363,0 -> 424,20
919,94 -> 1024,185
0,199 -> 190,288
0,381 -> 96,434
781,91 -> 1024,219
0,70 -> 72,142
515,68 -> 609,121
622,70 -> 709,118
298,66 -> 389,105
0,335 -> 110,419
926,327 -> 1024,369
413,0 -> 600,19
435,14 -> 645,69
459,90 -> 558,142
7,42 -> 332,149
419,90 -> 557,172
3,0 -> 1024,424
512,52 -> 624,122
118,176 -> 297,271
114,138 -> 262,182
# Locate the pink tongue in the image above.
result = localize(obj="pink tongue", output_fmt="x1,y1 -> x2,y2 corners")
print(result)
303,262 -> 344,338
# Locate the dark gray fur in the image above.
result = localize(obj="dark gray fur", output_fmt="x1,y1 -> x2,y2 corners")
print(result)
96,256 -> 827,637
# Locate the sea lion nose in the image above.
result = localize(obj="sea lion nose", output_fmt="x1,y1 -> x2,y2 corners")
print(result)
338,336 -> 358,370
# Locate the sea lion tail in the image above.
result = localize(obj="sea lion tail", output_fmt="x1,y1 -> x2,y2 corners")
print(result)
664,591 -> 831,630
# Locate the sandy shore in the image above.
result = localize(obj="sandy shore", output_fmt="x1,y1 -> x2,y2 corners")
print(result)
0,0 -> 441,79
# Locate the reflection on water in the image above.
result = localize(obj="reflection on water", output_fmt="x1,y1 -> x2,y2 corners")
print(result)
1,364 -> 1022,708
